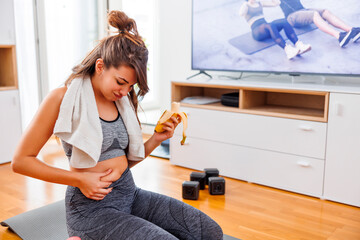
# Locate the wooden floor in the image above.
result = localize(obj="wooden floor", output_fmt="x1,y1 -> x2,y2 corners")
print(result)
0,138 -> 359,240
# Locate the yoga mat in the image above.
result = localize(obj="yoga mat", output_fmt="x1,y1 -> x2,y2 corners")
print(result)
1,200 -> 68,240
150,139 -> 170,159
229,24 -> 317,55
150,145 -> 170,159
1,199 -> 241,240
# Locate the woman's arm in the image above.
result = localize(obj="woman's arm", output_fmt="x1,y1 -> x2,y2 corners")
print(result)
144,116 -> 179,157
11,87 -> 78,184
261,0 -> 280,7
12,87 -> 112,200
239,2 -> 249,16
128,116 -> 179,168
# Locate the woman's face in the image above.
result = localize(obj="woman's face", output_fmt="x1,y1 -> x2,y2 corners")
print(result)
100,64 -> 137,101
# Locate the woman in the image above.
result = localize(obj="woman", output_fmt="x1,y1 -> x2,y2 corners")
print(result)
12,10 -> 223,240
239,0 -> 311,59
279,0 -> 360,47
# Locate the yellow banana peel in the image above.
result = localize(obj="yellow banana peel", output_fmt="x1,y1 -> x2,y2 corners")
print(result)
154,102 -> 188,145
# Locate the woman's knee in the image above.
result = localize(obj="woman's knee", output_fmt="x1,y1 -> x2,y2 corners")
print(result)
321,9 -> 331,20
271,18 -> 286,28
313,10 -> 325,21
200,213 -> 223,240
178,202 -> 223,239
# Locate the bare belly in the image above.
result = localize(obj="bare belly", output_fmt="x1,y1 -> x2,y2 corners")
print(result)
70,155 -> 129,182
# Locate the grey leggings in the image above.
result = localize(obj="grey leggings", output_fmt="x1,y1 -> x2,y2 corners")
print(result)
65,168 -> 223,240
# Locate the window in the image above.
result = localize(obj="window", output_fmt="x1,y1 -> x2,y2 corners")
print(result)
36,0 -> 160,120
120,0 -> 160,110
36,0 -> 100,97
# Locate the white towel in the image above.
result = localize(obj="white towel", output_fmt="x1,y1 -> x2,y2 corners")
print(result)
53,77 -> 145,168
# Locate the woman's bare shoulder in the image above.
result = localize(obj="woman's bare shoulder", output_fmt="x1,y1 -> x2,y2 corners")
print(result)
46,86 -> 67,104
13,86 -> 69,159
36,86 -> 68,117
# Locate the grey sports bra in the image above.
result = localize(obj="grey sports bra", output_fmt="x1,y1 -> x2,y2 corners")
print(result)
244,3 -> 265,27
61,110 -> 129,163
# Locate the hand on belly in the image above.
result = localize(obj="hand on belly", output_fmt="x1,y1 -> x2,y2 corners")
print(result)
76,169 -> 114,201
72,157 -> 128,200
98,157 -> 128,182
100,170 -> 123,182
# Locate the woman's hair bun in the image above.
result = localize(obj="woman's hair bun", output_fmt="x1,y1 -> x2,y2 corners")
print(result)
108,10 -> 137,34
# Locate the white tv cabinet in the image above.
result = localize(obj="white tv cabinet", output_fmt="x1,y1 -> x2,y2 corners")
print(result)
170,77 -> 360,207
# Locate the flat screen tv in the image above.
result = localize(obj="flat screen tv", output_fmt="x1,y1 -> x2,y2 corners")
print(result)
192,0 -> 360,76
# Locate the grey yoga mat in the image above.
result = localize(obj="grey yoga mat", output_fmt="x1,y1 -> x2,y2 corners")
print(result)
229,24 -> 317,55
150,139 -> 170,159
1,200 -> 68,240
1,199 -> 240,240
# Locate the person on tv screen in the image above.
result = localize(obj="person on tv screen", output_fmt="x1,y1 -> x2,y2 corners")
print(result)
239,0 -> 311,60
279,0 -> 360,47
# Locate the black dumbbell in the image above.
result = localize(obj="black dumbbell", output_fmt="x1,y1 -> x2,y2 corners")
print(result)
190,172 -> 206,190
182,181 -> 200,200
204,168 -> 219,185
208,177 -> 225,195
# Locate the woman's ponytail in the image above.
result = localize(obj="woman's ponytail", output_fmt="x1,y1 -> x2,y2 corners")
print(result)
65,10 -> 149,123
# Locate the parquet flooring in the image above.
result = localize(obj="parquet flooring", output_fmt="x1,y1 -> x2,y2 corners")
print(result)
0,138 -> 359,240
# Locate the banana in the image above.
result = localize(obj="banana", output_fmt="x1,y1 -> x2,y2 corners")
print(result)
154,102 -> 188,145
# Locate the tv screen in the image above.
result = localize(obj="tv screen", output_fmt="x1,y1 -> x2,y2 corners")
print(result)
192,0 -> 360,76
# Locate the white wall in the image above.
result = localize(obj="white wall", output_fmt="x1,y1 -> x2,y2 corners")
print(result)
0,0 -> 16,44
157,0 -> 195,110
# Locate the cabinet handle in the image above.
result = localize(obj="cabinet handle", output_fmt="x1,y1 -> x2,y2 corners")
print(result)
334,102 -> 342,116
13,96 -> 17,106
298,125 -> 313,131
297,161 -> 310,167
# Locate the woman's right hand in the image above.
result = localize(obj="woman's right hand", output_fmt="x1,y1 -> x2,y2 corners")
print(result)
77,169 -> 113,201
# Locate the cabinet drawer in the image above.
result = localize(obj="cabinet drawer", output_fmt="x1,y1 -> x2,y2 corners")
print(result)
170,136 -> 252,181
248,149 -> 324,197
170,135 -> 324,197
0,90 -> 22,164
176,107 -> 326,159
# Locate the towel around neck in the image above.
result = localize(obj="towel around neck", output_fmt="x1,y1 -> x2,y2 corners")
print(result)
53,77 -> 145,168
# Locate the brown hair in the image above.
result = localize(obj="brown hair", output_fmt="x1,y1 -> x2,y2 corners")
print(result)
65,10 -> 149,120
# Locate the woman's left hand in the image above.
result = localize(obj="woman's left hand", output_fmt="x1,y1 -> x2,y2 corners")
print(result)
153,116 -> 180,143
144,116 -> 181,158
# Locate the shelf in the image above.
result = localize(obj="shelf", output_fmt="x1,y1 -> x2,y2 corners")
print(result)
172,82 -> 329,122
180,102 -> 241,113
0,45 -> 18,89
172,82 -> 238,102
0,86 -> 17,91
242,106 -> 325,121
240,89 -> 329,122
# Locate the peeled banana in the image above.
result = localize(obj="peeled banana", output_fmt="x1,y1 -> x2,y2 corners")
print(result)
155,102 -> 188,145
